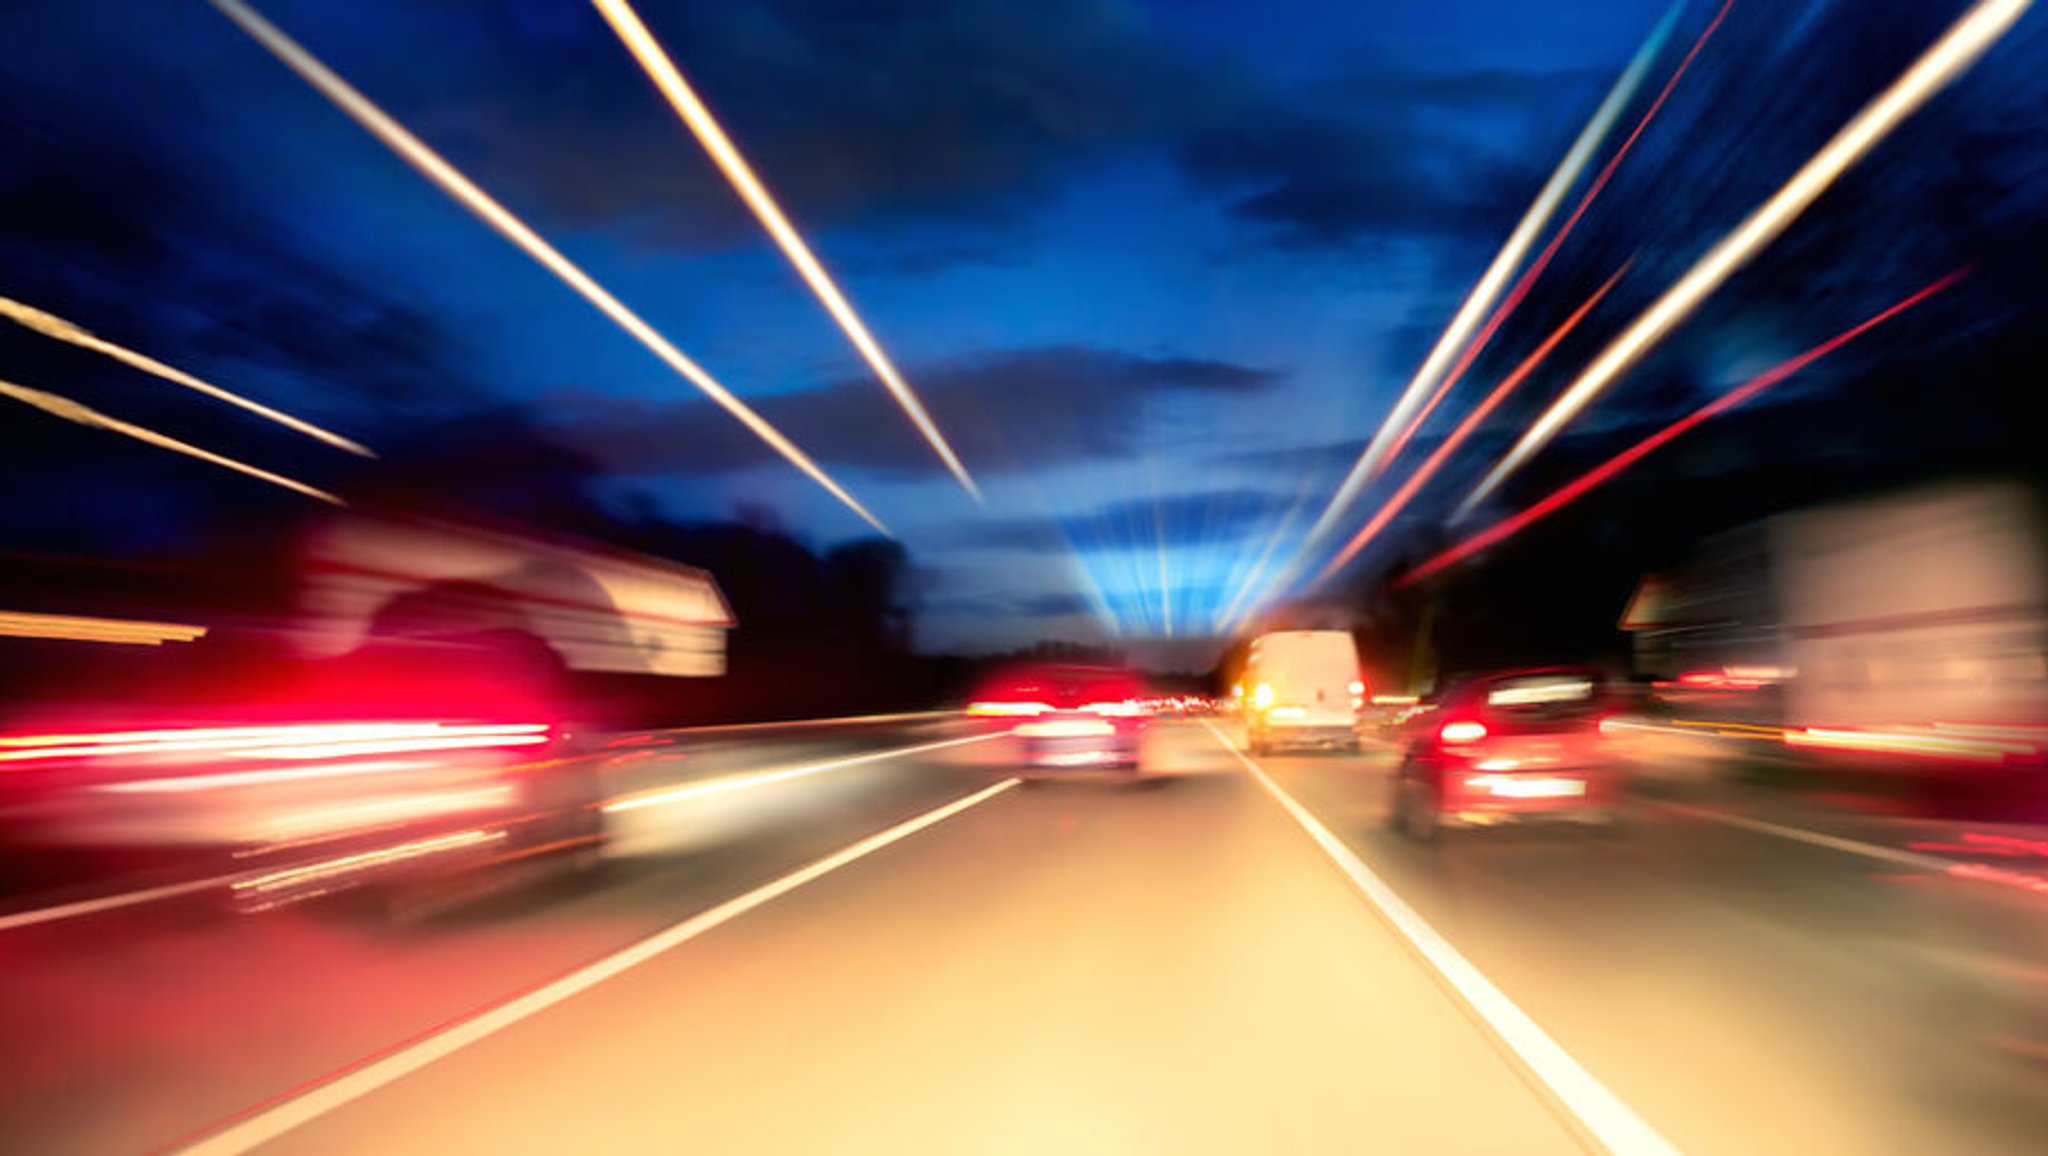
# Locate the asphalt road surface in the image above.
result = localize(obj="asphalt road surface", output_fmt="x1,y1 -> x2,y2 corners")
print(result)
5,716 -> 2047,1154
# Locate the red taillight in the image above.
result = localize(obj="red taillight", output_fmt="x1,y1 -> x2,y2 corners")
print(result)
1438,719 -> 1488,745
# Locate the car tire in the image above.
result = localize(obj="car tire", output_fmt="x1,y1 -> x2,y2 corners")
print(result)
1400,777 -> 1441,843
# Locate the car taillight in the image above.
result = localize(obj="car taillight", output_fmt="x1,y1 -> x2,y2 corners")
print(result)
1438,719 -> 1488,745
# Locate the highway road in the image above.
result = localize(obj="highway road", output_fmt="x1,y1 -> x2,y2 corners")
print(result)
4,716 -> 2048,1154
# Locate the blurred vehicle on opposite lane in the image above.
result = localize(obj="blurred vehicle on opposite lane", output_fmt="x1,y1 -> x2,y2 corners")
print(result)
1389,667 -> 1626,841
968,664 -> 1153,780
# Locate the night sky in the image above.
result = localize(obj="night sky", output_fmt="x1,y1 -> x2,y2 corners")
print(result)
3,1 -> 2045,660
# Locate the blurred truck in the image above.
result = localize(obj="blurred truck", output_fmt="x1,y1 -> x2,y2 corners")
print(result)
1622,482 -> 2048,778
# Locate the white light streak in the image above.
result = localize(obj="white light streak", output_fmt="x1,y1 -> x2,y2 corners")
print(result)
590,0 -> 981,503
209,0 -> 890,535
0,295 -> 371,455
1,375 -> 341,504
1456,0 -> 2034,519
1302,1 -> 1683,549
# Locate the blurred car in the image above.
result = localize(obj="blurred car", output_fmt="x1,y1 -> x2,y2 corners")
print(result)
1242,630 -> 1364,754
0,635 -> 610,916
1388,667 -> 1625,840
0,714 -> 607,914
968,664 -> 1151,779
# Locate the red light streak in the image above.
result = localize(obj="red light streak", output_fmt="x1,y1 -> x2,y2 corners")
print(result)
1396,269 -> 1965,587
0,722 -> 551,765
1374,1 -> 1732,477
1315,266 -> 1627,581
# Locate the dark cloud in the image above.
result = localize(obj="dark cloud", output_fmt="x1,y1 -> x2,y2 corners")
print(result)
306,0 -> 1215,264
0,71 -> 483,423
1176,58 -> 1598,248
553,345 -> 1286,479
1321,64 -> 1598,111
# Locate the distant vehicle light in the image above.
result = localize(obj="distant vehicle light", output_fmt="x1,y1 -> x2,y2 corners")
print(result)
1371,694 -> 1420,706
966,700 -> 1051,718
1348,680 -> 1366,695
1439,720 -> 1489,744
1252,683 -> 1274,709
1083,700 -> 1149,717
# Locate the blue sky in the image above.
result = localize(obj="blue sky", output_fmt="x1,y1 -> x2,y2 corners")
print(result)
3,1 -> 2042,657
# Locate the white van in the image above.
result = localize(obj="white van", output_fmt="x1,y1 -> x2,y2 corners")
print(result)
1242,630 -> 1364,754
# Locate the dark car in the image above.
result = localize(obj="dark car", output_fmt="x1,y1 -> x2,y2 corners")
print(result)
968,664 -> 1152,780
1388,667 -> 1626,840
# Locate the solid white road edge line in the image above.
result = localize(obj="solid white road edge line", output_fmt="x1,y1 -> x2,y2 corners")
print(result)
603,730 -> 1003,812
1203,722 -> 1679,1156
176,776 -> 1021,1156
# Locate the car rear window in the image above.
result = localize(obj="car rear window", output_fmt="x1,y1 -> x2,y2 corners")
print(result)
1483,673 -> 1603,721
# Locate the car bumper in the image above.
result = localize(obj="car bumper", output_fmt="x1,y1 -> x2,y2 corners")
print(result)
1439,769 -> 1618,823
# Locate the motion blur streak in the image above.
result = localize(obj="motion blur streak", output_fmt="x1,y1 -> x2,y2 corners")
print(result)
0,609 -> 207,646
0,722 -> 550,763
0,375 -> 342,505
0,873 -> 250,933
173,778 -> 1020,1156
1208,724 -> 1680,1156
1455,0 -> 2033,519
590,0 -> 983,503
207,0 -> 891,536
1311,266 -> 1628,583
1372,0 -> 1731,476
230,827 -> 503,902
603,731 -> 1002,813
0,295 -> 372,456
1299,2 -> 1682,549
1402,272 -> 1963,585
1785,726 -> 2037,763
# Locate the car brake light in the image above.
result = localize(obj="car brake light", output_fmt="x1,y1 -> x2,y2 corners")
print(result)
1438,720 -> 1488,745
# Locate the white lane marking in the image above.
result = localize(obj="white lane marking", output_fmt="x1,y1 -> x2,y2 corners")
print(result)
1204,722 -> 1679,1156
0,871 -> 250,932
1651,801 -> 1954,872
604,731 -> 1002,813
177,777 -> 1020,1156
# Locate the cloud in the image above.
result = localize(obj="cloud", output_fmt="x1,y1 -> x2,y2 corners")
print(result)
551,345 -> 1287,479
1175,62 -> 1593,249
315,0 -> 1215,266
